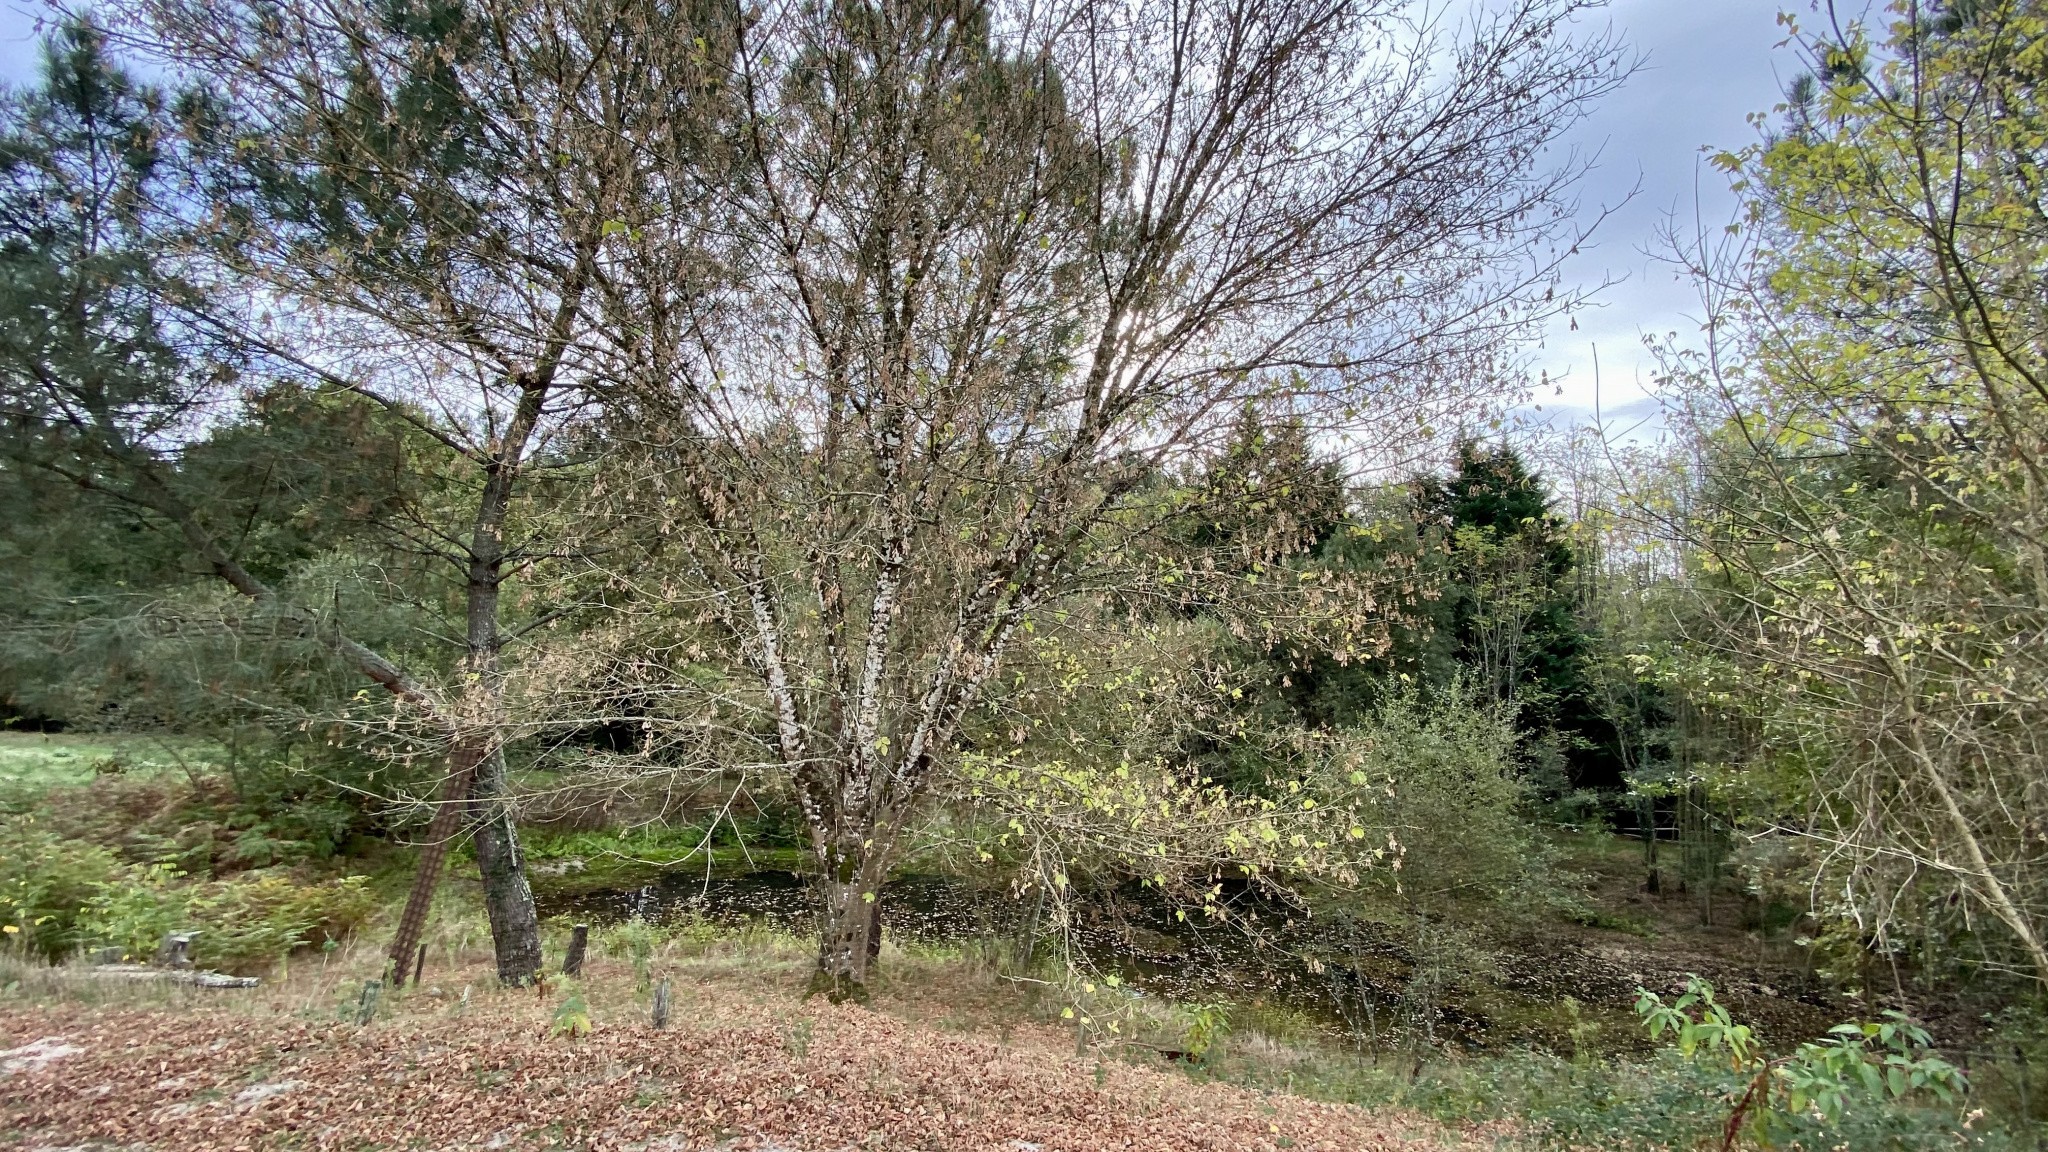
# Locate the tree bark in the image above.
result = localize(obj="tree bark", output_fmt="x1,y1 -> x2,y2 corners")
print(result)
810,862 -> 880,1001
438,368 -> 560,986
470,747 -> 543,984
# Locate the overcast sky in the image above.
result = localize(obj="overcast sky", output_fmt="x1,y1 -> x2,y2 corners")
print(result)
0,6 -> 38,85
0,0 -> 1796,438
1525,0 -> 1795,437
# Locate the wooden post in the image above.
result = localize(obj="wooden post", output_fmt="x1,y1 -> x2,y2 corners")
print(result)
355,979 -> 382,1025
157,931 -> 195,970
413,942 -> 428,988
1018,879 -> 1048,965
562,924 -> 589,977
2016,1044 -> 2040,1152
650,977 -> 672,1031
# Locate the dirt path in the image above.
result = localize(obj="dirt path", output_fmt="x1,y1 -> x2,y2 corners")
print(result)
1,994 -> 1472,1152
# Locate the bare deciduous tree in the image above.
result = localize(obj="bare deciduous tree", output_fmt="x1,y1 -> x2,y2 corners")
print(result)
573,0 -> 1623,997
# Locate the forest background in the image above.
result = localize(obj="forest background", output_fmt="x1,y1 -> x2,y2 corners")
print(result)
1,1 -> 2045,1149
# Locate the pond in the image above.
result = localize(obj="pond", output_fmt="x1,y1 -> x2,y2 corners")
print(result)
529,864 -> 1675,1052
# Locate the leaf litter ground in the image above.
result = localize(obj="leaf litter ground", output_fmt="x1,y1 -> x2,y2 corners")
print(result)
0,966 -> 1474,1152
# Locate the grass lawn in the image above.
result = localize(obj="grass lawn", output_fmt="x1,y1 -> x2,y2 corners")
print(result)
0,731 -> 211,789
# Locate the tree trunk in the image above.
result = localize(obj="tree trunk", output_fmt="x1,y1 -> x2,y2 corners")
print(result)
811,870 -> 877,1001
453,395 -> 550,986
866,892 -> 883,966
470,748 -> 542,985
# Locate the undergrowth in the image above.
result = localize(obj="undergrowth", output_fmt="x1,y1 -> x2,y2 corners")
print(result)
0,744 -> 383,974
1197,1017 -> 2042,1150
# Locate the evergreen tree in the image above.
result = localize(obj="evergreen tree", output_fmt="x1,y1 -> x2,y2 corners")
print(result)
1418,441 -> 1620,792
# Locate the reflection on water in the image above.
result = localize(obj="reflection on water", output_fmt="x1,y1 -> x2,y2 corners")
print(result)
535,867 -> 1505,1048
537,869 -> 1012,948
536,866 -> 1843,1055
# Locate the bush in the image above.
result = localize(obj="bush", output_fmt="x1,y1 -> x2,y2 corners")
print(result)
30,767 -> 358,874
1408,1048 -> 1746,1146
1239,1046 -> 2024,1151
82,867 -> 376,974
1312,681 -> 1552,910
1437,1049 -> 2007,1151
1633,976 -> 1973,1150
0,819 -> 122,960
601,916 -> 667,990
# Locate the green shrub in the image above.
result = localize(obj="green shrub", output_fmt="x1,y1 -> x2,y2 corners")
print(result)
0,819 -> 123,959
1635,976 -> 1970,1149
1404,1048 -> 1745,1145
80,867 -> 375,973
1181,1001 -> 1231,1064
601,916 -> 667,990
1308,681 -> 1562,917
1428,1049 -> 2006,1151
27,768 -> 357,875
1247,1046 -> 2021,1151
76,861 -> 191,962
